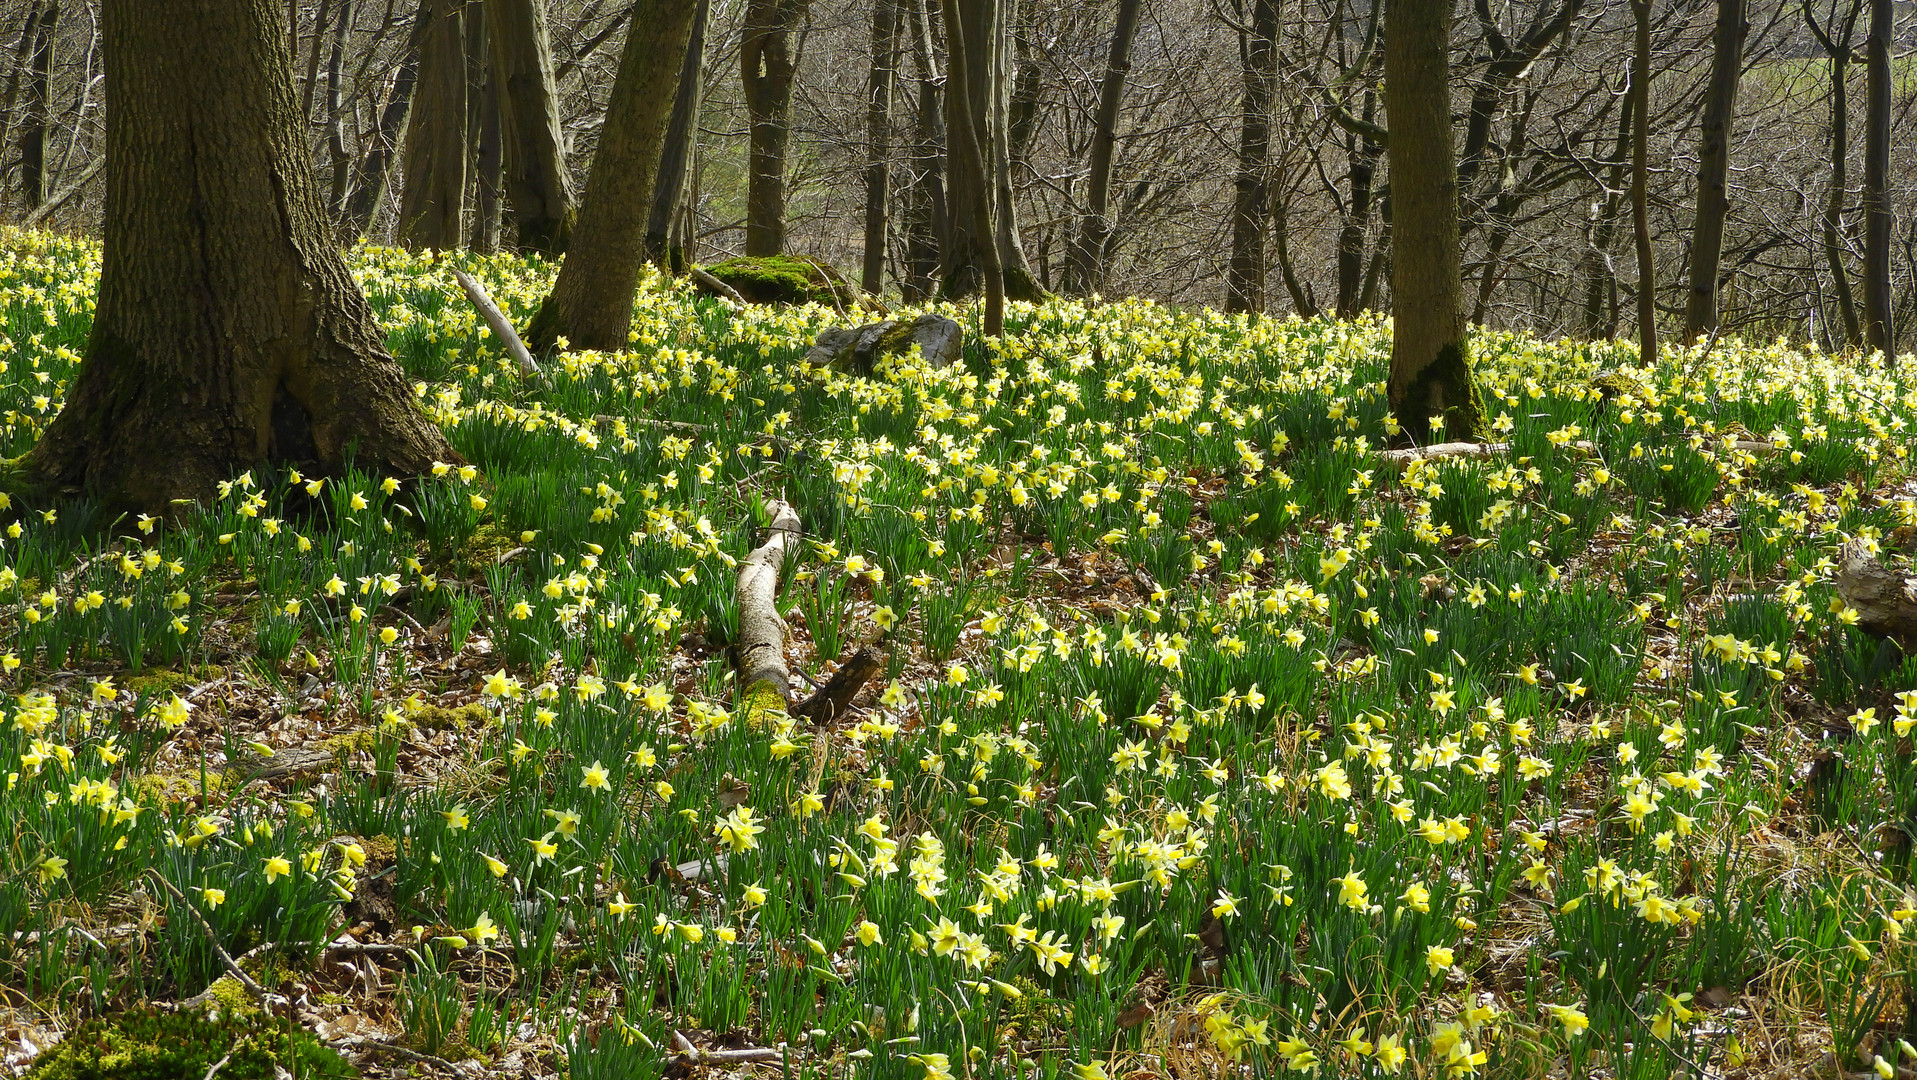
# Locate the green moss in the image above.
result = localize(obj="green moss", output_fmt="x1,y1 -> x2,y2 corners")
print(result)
1394,341 -> 1484,442
124,666 -> 222,699
317,729 -> 382,757
26,1007 -> 358,1080
704,256 -> 856,307
405,701 -> 488,731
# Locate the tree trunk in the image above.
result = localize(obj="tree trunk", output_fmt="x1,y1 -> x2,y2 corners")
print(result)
490,0 -> 575,256
741,0 -> 810,257
0,2 -> 47,192
900,0 -> 944,302
398,0 -> 467,250
1861,0 -> 1892,357
342,1 -> 428,238
1064,0 -> 1141,297
469,8 -> 503,254
1806,0 -> 1862,347
989,0 -> 1041,301
524,0 -> 696,353
1681,0 -> 1746,344
22,0 -> 459,515
324,0 -> 353,218
1629,0 -> 1656,362
1335,94 -> 1382,319
1384,0 -> 1478,440
1581,84 -> 1632,338
1225,0 -> 1277,315
860,0 -> 900,295
18,0 -> 55,211
646,0 -> 709,271
941,0 -> 1002,333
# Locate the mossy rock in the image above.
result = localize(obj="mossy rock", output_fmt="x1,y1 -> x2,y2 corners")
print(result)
701,255 -> 859,308
27,1007 -> 358,1080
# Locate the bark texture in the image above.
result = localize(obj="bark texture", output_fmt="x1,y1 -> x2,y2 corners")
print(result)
1805,0 -> 1861,347
646,0 -> 710,271
489,0 -> 574,255
525,0 -> 696,353
735,500 -> 802,729
860,0 -> 900,295
900,0 -> 945,301
1861,0 -> 1893,357
22,0 -> 460,514
1629,0 -> 1657,362
342,2 -> 429,237
1225,0 -> 1277,314
941,0 -> 1004,333
398,0 -> 468,250
17,0 -> 53,210
742,0 -> 812,257
1681,0 -> 1747,344
1384,0 -> 1478,440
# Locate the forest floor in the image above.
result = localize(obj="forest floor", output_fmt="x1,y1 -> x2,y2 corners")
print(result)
0,230 -> 1913,1079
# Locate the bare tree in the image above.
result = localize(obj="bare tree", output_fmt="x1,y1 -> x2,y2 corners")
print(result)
1063,0 -> 1141,296
491,0 -> 577,255
398,0 -> 467,249
1681,0 -> 1747,343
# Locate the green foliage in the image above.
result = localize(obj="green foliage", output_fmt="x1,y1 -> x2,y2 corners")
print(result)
26,1008 -> 357,1080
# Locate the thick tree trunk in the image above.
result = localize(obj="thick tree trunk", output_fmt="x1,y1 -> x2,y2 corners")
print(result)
398,0 -> 467,250
490,0 -> 574,256
1861,0 -> 1893,357
860,0 -> 899,295
342,2 -> 428,238
1681,0 -> 1747,344
900,0 -> 944,302
941,0 -> 1002,333
524,0 -> 696,353
1225,0 -> 1277,315
1629,0 -> 1656,362
1064,0 -> 1141,297
22,0 -> 460,515
646,0 -> 709,271
18,0 -> 54,211
742,0 -> 811,257
469,10 -> 503,254
1384,0 -> 1478,440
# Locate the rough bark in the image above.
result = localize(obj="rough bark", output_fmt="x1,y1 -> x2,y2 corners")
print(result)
1384,0 -> 1478,440
735,500 -> 802,730
341,2 -> 428,237
19,0 -> 460,515
646,0 -> 709,271
1629,0 -> 1656,362
860,0 -> 900,295
941,0 -> 1004,333
1681,0 -> 1747,344
1805,0 -> 1862,347
1860,0 -> 1892,357
1225,0 -> 1277,315
1064,0 -> 1142,297
468,8 -> 503,253
17,0 -> 54,210
524,0 -> 696,353
742,0 -> 812,257
489,0 -> 575,256
900,0 -> 945,302
398,0 -> 467,250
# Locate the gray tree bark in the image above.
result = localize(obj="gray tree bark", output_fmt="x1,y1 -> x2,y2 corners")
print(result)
398,0 -> 468,250
1064,0 -> 1142,297
490,0 -> 575,255
1681,0 -> 1747,344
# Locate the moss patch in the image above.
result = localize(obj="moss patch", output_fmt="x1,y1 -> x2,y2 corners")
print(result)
703,256 -> 858,308
26,1007 -> 358,1080
1394,341 -> 1485,442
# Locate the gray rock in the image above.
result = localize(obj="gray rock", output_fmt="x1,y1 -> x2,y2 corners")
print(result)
803,313 -> 962,373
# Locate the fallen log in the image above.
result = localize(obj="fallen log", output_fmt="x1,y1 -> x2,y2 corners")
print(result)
1835,538 -> 1917,641
735,500 -> 802,729
452,268 -> 539,379
793,645 -> 887,723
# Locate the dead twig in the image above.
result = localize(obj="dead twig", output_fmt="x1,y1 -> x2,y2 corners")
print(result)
452,267 -> 540,379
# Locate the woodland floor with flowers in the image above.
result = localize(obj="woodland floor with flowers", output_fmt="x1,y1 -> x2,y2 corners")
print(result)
0,228 -> 1914,1079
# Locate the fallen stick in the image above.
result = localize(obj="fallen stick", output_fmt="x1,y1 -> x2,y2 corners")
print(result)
735,500 -> 802,729
689,266 -> 747,308
146,870 -> 280,1007
793,645 -> 886,723
673,1030 -> 786,1065
591,413 -> 708,433
452,267 -> 540,379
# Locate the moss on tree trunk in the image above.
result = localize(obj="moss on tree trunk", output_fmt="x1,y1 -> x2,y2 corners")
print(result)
18,0 -> 459,516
